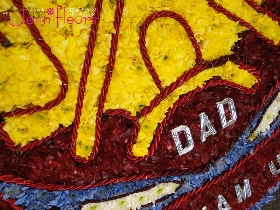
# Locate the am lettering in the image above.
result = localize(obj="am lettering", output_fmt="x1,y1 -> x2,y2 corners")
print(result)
202,179 -> 251,210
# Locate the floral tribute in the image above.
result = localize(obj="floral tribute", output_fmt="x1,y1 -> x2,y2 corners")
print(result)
0,0 -> 280,209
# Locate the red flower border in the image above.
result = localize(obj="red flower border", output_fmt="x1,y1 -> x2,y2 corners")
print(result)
0,194 -> 22,210
0,2 -> 278,209
166,128 -> 280,209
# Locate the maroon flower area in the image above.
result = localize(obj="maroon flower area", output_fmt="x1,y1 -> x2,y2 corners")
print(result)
0,1 -> 280,189
0,199 -> 14,210
262,0 -> 280,16
0,29 -> 279,187
168,129 -> 280,210
0,195 -> 21,210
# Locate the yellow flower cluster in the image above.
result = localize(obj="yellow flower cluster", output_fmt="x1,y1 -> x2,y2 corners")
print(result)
104,0 -> 254,157
106,0 -> 246,116
132,61 -> 258,156
0,0 -> 278,158
254,0 -> 262,5
1,0 -> 95,145
76,0 -> 117,157
0,9 -> 61,112
215,0 -> 280,45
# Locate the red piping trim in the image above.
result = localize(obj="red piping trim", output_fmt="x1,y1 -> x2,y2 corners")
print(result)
0,0 -> 278,196
0,73 -> 262,190
0,124 -> 66,152
2,0 -> 69,117
127,75 -> 260,162
165,127 -> 280,210
0,31 -> 11,47
70,0 -> 124,163
0,0 -> 70,150
206,0 -> 280,46
0,194 -> 22,210
139,10 -> 203,90
0,11 -> 11,22
245,0 -> 280,24
0,11 -> 11,46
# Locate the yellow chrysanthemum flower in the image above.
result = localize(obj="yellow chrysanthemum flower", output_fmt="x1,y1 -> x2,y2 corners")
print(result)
0,0 -> 278,159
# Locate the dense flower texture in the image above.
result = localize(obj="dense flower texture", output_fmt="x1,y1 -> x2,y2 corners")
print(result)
0,0 -> 279,188
0,0 -> 267,158
0,0 -> 95,146
0,1 -> 279,209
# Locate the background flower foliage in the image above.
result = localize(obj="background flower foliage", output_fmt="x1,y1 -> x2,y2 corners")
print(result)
0,0 -> 280,209
0,0 -> 262,158
1,101 -> 280,209
1,0 -> 96,146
